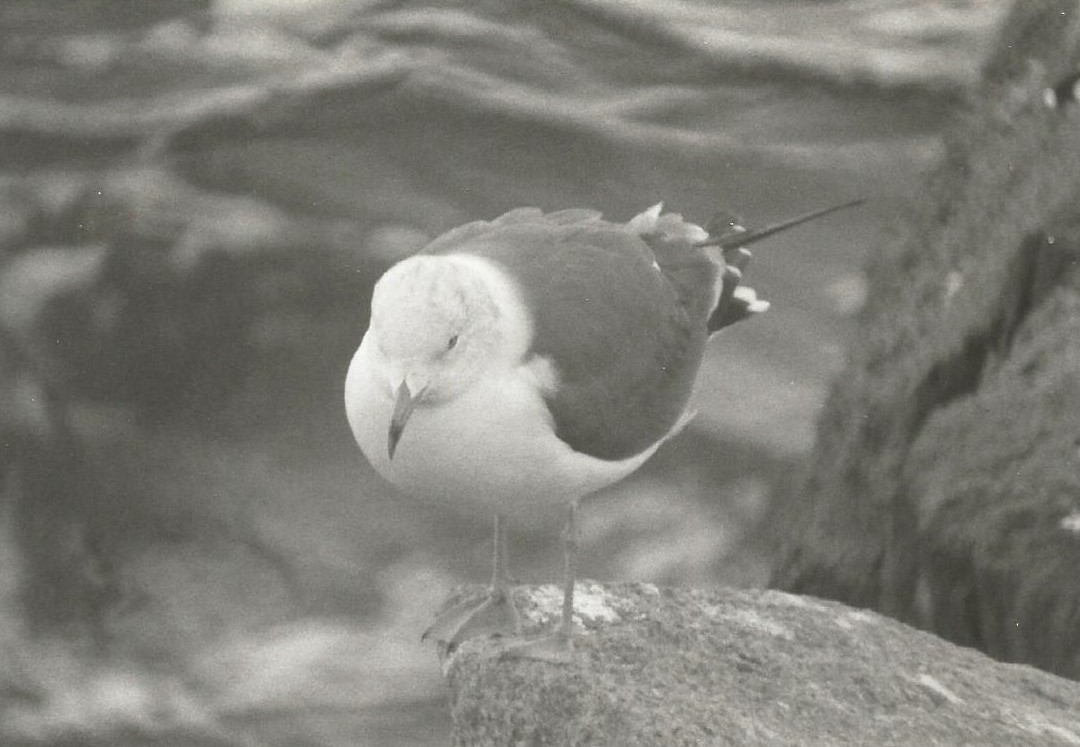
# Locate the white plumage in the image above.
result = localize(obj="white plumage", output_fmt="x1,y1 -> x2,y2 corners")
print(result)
344,253 -> 665,522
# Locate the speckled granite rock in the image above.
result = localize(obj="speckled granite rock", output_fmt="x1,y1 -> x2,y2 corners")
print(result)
771,0 -> 1080,679
441,582 -> 1080,746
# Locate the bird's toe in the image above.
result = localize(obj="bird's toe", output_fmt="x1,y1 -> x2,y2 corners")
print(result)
422,586 -> 521,647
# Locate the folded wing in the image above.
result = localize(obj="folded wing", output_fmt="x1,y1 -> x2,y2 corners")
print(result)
423,207 -> 748,460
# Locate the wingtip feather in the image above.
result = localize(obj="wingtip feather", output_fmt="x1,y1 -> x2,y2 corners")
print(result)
734,285 -> 769,314
627,203 -> 664,234
628,203 -> 710,244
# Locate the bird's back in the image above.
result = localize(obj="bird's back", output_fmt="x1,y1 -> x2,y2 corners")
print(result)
422,208 -> 722,461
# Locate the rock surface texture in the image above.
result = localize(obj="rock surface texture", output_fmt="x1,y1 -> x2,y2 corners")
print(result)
771,0 -> 1080,680
443,582 -> 1080,746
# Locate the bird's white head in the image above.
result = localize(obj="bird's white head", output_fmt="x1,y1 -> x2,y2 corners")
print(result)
364,253 -> 530,457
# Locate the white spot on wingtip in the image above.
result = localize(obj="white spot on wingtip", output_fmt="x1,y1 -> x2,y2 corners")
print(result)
733,286 -> 769,313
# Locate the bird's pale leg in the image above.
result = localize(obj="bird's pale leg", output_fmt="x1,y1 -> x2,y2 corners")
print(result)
490,512 -> 521,632
557,499 -> 578,644
422,513 -> 521,646
500,501 -> 578,664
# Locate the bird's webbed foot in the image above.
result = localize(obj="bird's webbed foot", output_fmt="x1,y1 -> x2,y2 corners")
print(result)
422,583 -> 521,647
423,513 -> 521,648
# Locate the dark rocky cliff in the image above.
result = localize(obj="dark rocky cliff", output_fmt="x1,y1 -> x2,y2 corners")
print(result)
772,0 -> 1080,679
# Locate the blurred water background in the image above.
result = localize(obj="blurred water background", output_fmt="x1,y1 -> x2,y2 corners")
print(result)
0,1 -> 1008,745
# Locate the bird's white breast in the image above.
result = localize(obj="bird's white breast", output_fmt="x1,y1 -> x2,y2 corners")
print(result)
344,331 -> 658,525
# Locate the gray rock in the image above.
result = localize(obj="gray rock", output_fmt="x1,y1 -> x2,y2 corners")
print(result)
442,582 -> 1080,746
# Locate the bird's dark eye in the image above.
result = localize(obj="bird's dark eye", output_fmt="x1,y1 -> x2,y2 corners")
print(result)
447,334 -> 459,350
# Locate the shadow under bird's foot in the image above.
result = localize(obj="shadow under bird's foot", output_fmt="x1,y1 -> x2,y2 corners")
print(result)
499,627 -> 576,665
422,585 -> 521,648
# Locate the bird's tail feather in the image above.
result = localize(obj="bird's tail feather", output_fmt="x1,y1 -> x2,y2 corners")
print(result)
628,204 -> 768,335
633,198 -> 864,333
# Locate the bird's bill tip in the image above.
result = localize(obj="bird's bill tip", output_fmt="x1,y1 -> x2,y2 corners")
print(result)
388,379 -> 417,459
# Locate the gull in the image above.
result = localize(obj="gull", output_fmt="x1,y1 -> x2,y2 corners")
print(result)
344,198 -> 863,660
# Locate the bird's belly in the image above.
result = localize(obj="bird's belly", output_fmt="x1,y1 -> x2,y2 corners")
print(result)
345,339 -> 654,523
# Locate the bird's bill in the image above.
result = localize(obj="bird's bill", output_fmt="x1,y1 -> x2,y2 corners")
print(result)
388,379 -> 418,459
